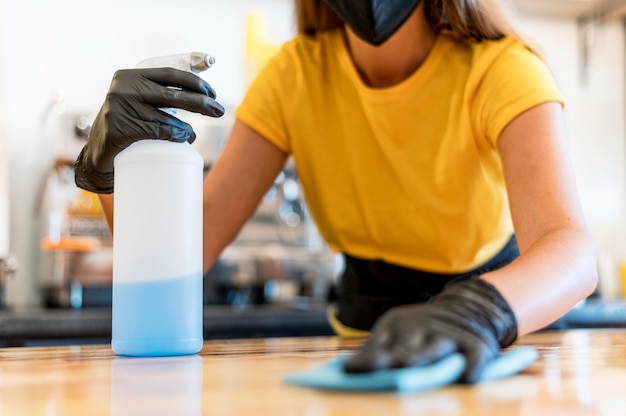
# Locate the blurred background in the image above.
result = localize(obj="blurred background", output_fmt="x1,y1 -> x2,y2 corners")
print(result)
1,0 -> 626,326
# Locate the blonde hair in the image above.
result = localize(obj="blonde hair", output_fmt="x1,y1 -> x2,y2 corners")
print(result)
294,0 -> 522,42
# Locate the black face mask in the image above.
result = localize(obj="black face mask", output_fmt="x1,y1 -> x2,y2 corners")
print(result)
322,0 -> 421,46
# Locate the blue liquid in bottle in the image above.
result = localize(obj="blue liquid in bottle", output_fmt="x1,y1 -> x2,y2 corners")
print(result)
112,273 -> 203,357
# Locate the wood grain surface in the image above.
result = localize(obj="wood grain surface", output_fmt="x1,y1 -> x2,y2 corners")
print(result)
0,329 -> 624,415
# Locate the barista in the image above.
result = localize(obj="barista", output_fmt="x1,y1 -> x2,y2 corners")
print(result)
74,0 -> 598,382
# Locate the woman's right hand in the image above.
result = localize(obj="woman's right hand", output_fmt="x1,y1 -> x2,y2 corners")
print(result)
74,67 -> 225,194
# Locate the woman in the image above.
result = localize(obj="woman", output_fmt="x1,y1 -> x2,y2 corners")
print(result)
75,0 -> 597,382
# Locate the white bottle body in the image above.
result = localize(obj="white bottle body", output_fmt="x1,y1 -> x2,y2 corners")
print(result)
112,140 -> 203,356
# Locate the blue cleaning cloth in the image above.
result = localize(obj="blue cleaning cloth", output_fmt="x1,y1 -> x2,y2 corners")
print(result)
283,346 -> 538,393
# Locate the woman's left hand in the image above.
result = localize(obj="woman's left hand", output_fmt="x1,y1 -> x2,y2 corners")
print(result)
343,277 -> 518,383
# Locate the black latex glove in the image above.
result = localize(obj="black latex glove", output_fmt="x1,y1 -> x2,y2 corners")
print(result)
343,276 -> 518,383
74,67 -> 225,194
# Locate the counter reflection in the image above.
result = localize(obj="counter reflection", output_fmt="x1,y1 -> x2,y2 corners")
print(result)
110,355 -> 202,416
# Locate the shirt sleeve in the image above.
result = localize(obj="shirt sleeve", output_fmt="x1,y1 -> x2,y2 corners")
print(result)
474,39 -> 565,147
235,44 -> 295,154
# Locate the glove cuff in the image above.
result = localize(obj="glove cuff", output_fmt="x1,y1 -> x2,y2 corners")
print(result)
74,148 -> 114,194
436,276 -> 518,348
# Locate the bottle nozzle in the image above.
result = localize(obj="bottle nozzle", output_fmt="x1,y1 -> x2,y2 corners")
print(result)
135,52 -> 216,74
189,52 -> 215,73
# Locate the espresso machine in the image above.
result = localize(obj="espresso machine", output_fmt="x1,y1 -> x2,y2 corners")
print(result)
35,106 -> 340,309
36,109 -> 112,308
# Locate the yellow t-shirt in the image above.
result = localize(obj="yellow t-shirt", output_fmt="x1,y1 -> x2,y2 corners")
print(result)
236,30 -> 564,273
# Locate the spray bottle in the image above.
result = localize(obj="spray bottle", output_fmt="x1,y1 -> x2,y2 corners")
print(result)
111,52 -> 214,356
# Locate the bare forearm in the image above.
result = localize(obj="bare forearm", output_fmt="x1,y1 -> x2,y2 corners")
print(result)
481,227 -> 597,335
202,191 -> 259,273
98,194 -> 114,232
487,102 -> 598,335
201,120 -> 288,273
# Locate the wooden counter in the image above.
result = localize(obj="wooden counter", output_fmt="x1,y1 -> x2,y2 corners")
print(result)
0,329 -> 624,415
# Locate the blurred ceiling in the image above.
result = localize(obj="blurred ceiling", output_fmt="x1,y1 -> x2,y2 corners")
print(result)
512,0 -> 600,18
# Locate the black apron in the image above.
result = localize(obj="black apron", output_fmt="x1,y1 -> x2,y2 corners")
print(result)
335,235 -> 520,330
